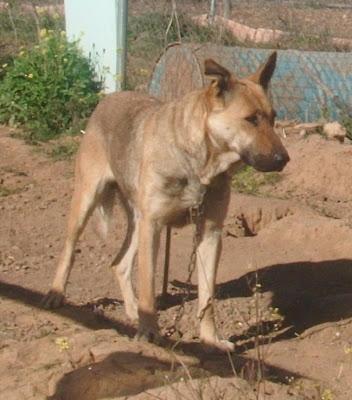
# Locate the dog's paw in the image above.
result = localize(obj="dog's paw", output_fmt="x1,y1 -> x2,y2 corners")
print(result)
125,301 -> 139,323
134,325 -> 164,346
42,290 -> 65,309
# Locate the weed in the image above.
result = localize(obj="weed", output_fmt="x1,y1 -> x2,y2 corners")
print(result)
0,30 -> 102,141
127,11 -> 239,89
343,344 -> 352,355
232,166 -> 282,195
0,185 -> 23,197
341,114 -> 352,140
0,186 -> 13,197
46,140 -> 79,161
321,388 -> 334,400
0,3 -> 64,69
280,31 -> 335,52
55,336 -> 70,351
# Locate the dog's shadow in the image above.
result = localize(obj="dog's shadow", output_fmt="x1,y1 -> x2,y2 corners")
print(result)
165,258 -> 352,350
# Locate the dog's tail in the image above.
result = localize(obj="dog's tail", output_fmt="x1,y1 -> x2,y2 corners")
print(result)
92,183 -> 116,240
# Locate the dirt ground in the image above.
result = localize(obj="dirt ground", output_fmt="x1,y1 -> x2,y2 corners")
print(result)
1,124 -> 352,400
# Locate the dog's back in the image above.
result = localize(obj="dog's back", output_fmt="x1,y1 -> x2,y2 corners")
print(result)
79,92 -> 161,201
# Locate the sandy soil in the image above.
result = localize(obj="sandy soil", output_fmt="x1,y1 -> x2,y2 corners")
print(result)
1,126 -> 352,399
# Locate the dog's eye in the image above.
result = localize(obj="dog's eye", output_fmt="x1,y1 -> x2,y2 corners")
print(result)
245,114 -> 259,126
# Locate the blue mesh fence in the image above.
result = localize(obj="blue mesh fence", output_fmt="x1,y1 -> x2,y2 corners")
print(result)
149,44 -> 352,122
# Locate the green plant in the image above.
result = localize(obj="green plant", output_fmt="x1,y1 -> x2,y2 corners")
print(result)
341,114 -> 352,141
232,166 -> 282,195
47,140 -> 79,161
0,185 -> 23,197
0,29 -> 102,141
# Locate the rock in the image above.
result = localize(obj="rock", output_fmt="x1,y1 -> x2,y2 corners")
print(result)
323,121 -> 347,143
299,129 -> 306,138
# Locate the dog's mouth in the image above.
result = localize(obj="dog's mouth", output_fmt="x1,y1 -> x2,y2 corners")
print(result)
241,151 -> 290,172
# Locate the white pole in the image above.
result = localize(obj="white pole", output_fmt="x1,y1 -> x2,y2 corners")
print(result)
209,0 -> 217,22
65,0 -> 128,93
116,0 -> 128,91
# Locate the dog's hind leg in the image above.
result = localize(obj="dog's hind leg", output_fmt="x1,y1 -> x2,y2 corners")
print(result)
110,199 -> 139,322
43,136 -> 112,308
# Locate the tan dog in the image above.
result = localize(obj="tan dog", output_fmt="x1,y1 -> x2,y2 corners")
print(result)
43,52 -> 289,351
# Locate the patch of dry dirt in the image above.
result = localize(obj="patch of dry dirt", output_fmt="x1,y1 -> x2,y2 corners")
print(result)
1,127 -> 352,399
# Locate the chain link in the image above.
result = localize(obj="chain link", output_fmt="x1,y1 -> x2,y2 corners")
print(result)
164,203 -> 204,338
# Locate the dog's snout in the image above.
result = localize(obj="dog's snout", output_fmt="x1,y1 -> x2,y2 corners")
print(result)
274,153 -> 284,163
274,151 -> 290,169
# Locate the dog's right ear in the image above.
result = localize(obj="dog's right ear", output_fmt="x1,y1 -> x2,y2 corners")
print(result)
204,59 -> 232,95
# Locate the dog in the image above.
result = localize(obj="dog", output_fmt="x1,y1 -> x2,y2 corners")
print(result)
43,52 -> 289,351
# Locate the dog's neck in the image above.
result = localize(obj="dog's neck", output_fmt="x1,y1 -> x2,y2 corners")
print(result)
199,149 -> 241,184
169,90 -> 240,185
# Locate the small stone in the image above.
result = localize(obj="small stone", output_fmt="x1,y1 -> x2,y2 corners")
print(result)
299,128 -> 306,138
323,121 -> 347,143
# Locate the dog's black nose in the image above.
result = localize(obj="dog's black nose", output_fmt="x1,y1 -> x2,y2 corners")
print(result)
274,152 -> 290,169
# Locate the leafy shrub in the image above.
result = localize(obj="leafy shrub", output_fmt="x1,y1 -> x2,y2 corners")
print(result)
232,165 -> 282,195
0,29 -> 103,140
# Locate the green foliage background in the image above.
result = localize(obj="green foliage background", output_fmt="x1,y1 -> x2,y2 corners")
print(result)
0,29 -> 102,141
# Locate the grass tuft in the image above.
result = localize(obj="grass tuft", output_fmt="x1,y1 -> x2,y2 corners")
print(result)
232,166 -> 282,195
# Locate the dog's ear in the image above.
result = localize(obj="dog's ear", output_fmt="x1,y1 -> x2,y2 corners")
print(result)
204,59 -> 232,95
249,51 -> 277,90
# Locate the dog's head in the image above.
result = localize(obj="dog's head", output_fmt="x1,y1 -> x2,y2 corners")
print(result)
204,52 -> 289,172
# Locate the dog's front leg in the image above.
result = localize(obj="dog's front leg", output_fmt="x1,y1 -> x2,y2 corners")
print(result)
197,225 -> 234,352
135,214 -> 162,343
197,174 -> 234,352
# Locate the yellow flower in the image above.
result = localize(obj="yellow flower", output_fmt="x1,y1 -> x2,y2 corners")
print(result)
139,68 -> 149,76
28,73 -> 33,79
2,63 -> 8,68
35,6 -> 45,15
39,28 -> 47,39
55,337 -> 70,351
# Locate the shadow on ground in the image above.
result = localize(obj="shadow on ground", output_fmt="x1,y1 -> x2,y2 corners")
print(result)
0,279 -> 306,399
0,280 -> 136,337
2,259 -> 352,347
48,348 -> 304,400
2,258 -> 351,399
217,259 -> 352,346
166,258 -> 352,351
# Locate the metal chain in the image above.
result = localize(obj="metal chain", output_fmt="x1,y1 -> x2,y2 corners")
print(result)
164,203 -> 204,338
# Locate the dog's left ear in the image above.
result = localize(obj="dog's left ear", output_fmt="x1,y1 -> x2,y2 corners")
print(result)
204,59 -> 232,95
249,51 -> 277,90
